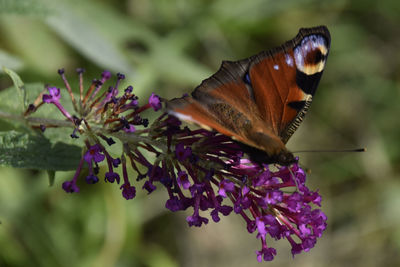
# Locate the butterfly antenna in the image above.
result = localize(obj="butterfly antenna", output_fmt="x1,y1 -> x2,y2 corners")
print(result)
292,148 -> 366,174
292,148 -> 366,153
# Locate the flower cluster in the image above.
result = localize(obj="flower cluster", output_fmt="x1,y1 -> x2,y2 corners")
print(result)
26,69 -> 327,262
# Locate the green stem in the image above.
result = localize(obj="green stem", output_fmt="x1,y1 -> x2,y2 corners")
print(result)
0,109 -> 74,127
0,109 -> 168,153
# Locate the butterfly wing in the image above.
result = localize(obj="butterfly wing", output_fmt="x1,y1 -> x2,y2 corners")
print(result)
167,26 -> 330,163
247,26 -> 330,143
167,59 -> 282,150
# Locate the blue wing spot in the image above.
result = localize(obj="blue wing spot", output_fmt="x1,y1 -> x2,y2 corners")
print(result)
243,72 -> 251,85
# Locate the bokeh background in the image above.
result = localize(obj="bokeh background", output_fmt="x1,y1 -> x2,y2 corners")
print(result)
1,0 -> 400,266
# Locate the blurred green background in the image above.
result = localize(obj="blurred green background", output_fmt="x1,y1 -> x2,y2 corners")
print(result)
1,0 -> 400,266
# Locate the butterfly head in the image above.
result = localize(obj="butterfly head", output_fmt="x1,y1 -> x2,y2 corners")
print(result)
238,140 -> 298,166
275,150 -> 297,166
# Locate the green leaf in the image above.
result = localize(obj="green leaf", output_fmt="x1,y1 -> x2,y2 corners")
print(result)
0,16 -> 74,75
47,170 -> 56,186
0,0 -> 50,16
0,82 -> 43,114
45,5 -> 132,74
0,131 -> 81,171
2,67 -> 26,111
0,49 -> 24,71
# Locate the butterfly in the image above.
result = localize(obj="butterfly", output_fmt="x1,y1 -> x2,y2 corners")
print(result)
167,26 -> 331,166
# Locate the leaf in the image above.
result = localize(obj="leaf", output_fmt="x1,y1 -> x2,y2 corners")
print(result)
2,67 -> 26,111
0,50 -> 24,71
45,6 -> 132,74
47,170 -> 56,186
0,0 -> 50,16
0,16 -> 74,75
0,82 -> 86,147
0,131 -> 81,171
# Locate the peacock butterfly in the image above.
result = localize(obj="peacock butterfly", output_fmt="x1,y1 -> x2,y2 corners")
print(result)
167,26 -> 331,166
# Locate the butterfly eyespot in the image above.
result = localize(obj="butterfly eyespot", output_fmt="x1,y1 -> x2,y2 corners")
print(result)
310,50 -> 323,64
294,34 -> 329,75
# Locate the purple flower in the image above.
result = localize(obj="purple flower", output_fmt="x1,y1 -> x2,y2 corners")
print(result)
112,158 -> 121,167
124,124 -> 136,133
256,246 -> 277,262
143,180 -> 156,194
42,87 -> 73,120
210,205 -> 233,222
286,192 -> 302,212
125,86 -> 133,94
177,170 -> 191,189
62,180 -> 80,193
233,185 -> 251,213
43,87 -> 61,103
86,174 -> 99,184
117,72 -> 125,80
149,93 -> 161,111
218,179 -> 235,198
256,216 -> 267,236
105,172 -> 120,183
175,143 -> 192,162
263,190 -> 283,205
186,213 -> 209,227
147,165 -> 163,181
101,70 -> 112,81
165,196 -> 185,212
84,144 -> 105,163
120,183 -> 136,200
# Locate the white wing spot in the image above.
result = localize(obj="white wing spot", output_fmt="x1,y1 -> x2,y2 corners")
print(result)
285,54 -> 294,67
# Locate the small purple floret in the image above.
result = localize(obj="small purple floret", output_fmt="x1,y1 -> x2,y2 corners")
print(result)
120,183 -> 136,200
43,87 -> 61,103
124,124 -> 136,133
117,72 -> 125,80
125,86 -> 133,93
143,181 -> 156,194
186,213 -> 209,227
165,196 -> 184,212
76,68 -> 85,74
211,205 -> 233,222
101,70 -> 112,80
86,174 -> 99,184
218,179 -> 235,198
62,180 -> 80,193
84,144 -> 105,163
177,170 -> 191,189
112,158 -> 121,167
256,247 -> 277,262
175,143 -> 192,162
149,93 -> 162,111
105,172 -> 120,184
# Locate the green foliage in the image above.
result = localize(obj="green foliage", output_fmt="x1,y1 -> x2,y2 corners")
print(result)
0,0 -> 49,16
2,67 -> 26,111
0,131 -> 81,170
0,68 -> 82,171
